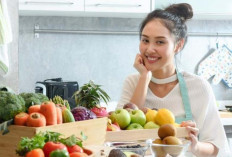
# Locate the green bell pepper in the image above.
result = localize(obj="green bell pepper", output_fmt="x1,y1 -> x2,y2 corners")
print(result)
49,149 -> 70,157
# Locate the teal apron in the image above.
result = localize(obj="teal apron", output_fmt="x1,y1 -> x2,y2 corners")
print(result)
175,71 -> 193,124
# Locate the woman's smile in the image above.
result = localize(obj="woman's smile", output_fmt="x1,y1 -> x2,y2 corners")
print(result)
146,56 -> 161,64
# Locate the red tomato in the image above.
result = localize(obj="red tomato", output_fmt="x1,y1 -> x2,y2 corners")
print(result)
43,141 -> 67,157
67,145 -> 83,154
26,148 -> 45,157
69,152 -> 88,157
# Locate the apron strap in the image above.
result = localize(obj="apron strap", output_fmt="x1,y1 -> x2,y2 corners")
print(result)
175,71 -> 193,124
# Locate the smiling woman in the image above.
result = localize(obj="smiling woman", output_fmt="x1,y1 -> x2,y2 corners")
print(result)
118,3 -> 231,157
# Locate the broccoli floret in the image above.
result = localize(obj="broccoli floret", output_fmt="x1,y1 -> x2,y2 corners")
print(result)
19,93 -> 49,111
0,91 -> 26,122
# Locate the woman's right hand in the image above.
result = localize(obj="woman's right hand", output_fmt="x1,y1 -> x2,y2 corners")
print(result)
133,54 -> 149,75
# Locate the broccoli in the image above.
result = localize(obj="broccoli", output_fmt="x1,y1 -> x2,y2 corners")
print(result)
19,93 -> 49,111
0,91 -> 26,122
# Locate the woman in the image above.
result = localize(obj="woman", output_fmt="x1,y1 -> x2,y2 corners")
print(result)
118,3 -> 230,157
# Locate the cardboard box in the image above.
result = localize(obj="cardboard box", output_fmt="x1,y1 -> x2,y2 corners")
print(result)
0,117 -> 107,157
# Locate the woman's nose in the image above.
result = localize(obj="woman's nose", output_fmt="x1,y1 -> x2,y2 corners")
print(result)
147,43 -> 156,53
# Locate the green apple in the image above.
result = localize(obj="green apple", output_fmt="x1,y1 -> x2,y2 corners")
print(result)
110,109 -> 131,129
126,123 -> 143,130
144,121 -> 160,129
130,109 -> 146,126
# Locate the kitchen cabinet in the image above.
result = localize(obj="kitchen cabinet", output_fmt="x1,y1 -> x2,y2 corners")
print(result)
155,0 -> 232,20
19,0 -> 84,16
19,0 -> 154,18
85,0 -> 153,17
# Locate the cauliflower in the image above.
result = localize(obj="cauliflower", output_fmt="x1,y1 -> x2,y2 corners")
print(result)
19,93 -> 49,111
0,91 -> 26,122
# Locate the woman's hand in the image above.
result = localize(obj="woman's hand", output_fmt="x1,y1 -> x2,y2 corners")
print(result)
133,54 -> 149,75
181,121 -> 200,154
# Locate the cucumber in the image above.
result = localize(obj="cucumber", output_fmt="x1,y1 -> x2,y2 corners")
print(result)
62,108 -> 75,123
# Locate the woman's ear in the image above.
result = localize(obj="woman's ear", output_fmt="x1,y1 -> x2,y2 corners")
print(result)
174,39 -> 185,53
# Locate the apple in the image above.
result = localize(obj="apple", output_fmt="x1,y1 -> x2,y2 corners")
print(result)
109,109 -> 131,129
126,123 -> 143,130
130,109 -> 146,126
144,121 -> 160,129
123,103 -> 138,110
141,107 -> 149,114
107,119 -> 121,131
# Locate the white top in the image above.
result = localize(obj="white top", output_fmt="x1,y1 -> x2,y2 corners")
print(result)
118,71 -> 231,156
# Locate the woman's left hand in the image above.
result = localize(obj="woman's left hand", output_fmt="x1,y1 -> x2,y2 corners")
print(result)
180,121 -> 200,154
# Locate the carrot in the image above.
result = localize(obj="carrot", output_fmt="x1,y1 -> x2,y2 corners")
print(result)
40,101 -> 57,125
56,107 -> 63,124
27,112 -> 46,127
28,105 -> 41,114
26,148 -> 45,157
14,112 -> 29,126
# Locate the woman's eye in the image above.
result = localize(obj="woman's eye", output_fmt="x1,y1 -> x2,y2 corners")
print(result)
142,39 -> 149,43
156,41 -> 165,45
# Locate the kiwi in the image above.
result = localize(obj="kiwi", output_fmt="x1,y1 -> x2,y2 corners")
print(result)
108,149 -> 126,157
151,138 -> 167,157
162,136 -> 183,157
158,124 -> 177,140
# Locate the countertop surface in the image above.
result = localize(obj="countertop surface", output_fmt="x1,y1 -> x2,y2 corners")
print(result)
220,111 -> 232,126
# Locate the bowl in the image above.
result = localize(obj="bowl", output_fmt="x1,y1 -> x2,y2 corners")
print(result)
105,140 -> 150,156
148,138 -> 191,157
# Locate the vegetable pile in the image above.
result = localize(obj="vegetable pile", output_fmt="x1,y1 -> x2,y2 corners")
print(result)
16,131 -> 88,157
1,80 -> 111,128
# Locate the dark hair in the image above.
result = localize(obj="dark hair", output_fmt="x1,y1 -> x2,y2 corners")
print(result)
139,3 -> 193,44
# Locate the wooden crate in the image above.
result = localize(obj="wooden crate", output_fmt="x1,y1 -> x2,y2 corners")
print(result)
105,127 -> 188,142
0,117 -> 107,157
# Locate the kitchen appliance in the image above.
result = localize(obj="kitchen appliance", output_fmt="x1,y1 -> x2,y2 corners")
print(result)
35,78 -> 78,109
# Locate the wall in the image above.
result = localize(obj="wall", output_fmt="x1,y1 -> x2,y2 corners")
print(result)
0,0 -> 19,92
18,16 -> 232,102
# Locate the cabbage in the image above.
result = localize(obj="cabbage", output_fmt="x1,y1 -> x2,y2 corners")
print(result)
71,106 -> 97,121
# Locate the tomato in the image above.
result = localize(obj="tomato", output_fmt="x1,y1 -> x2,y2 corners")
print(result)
69,152 -> 88,157
43,141 -> 67,157
26,148 -> 45,157
49,149 -> 70,157
67,145 -> 83,154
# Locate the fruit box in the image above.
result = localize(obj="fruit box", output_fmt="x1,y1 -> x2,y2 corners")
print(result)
0,117 -> 107,157
105,127 -> 188,142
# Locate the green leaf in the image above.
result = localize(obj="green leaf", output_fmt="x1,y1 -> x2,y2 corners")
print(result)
73,80 -> 110,109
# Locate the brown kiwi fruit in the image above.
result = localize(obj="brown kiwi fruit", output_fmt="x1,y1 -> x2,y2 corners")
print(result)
151,138 -> 167,157
162,136 -> 182,145
158,124 -> 177,140
162,136 -> 183,157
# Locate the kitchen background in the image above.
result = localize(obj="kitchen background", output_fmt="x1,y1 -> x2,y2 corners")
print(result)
2,0 -> 232,104
18,19 -> 232,103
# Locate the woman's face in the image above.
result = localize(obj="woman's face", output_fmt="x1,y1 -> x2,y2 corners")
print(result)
139,19 -> 180,73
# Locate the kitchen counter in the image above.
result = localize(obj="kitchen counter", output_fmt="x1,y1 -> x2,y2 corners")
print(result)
220,111 -> 232,126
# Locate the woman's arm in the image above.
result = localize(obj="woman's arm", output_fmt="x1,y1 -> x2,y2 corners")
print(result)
130,72 -> 151,108
130,54 -> 151,108
181,121 -> 218,157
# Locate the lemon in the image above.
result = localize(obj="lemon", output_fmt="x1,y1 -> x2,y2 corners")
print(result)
145,109 -> 157,122
155,108 -> 175,126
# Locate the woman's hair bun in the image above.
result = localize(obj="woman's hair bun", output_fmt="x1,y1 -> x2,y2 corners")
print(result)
165,3 -> 193,22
